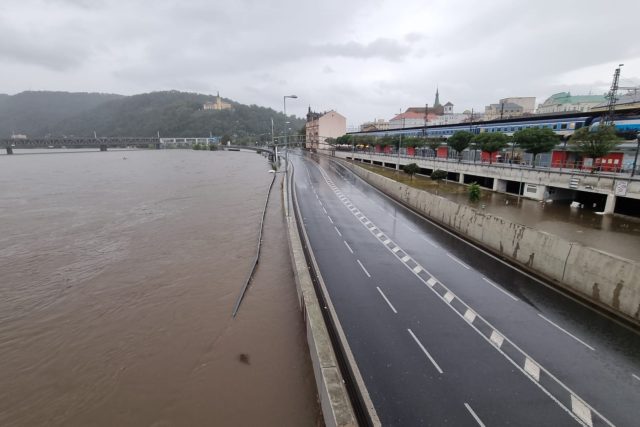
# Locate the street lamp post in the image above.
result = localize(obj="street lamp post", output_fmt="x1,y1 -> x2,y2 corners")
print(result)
632,132 -> 640,177
283,94 -> 298,216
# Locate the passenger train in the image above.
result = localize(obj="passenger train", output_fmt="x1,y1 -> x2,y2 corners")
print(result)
348,111 -> 640,140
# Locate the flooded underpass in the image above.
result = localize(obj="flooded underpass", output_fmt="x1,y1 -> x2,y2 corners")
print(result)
356,161 -> 640,262
0,149 -> 320,426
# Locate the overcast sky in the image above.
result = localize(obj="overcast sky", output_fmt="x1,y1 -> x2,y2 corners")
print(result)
2,0 -> 639,128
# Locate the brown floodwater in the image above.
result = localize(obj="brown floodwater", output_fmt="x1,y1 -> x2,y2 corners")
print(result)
0,149 -> 319,426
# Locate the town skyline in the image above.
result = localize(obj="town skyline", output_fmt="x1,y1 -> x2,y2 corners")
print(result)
1,0 -> 639,127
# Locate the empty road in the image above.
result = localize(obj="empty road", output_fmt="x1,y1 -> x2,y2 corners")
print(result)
292,152 -> 640,427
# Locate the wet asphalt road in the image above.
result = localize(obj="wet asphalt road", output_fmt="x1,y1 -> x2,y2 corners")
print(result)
292,152 -> 640,427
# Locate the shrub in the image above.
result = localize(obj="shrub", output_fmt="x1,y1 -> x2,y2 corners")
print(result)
468,182 -> 481,202
430,169 -> 447,181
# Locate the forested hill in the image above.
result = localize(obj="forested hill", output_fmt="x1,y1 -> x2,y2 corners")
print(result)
0,90 -> 305,141
0,91 -> 123,137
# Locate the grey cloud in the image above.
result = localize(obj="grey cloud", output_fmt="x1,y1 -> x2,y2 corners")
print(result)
312,38 -> 413,61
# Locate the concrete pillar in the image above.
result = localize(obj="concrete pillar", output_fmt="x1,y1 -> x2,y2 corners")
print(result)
458,173 -> 464,184
604,193 -> 616,214
6,146 -> 13,155
100,144 -> 108,152
493,179 -> 507,193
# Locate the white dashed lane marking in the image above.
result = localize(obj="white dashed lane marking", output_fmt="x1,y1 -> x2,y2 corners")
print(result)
377,287 -> 398,314
408,329 -> 443,374
357,259 -> 371,278
334,226 -> 342,237
464,403 -> 486,427
482,277 -> 519,301
344,241 -> 354,254
312,163 -> 613,427
447,253 -> 471,269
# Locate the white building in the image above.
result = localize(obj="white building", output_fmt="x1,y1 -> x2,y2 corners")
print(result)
306,108 -> 347,150
537,92 -> 606,114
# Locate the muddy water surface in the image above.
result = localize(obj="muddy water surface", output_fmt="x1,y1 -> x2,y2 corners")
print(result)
0,149 -> 319,426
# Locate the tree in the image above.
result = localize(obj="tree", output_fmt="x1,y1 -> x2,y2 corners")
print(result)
570,124 -> 620,170
221,134 -> 232,144
403,163 -> 420,180
325,137 -> 337,146
472,132 -> 509,164
512,127 -> 559,168
426,139 -> 441,157
448,131 -> 474,162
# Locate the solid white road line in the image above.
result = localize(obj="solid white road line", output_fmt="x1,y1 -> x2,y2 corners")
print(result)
464,403 -> 486,427
408,329 -> 443,374
357,259 -> 371,278
334,226 -> 342,237
376,287 -> 398,314
447,253 -> 471,269
538,314 -> 595,351
632,373 -> 640,382
344,241 -> 354,254
327,215 -> 334,224
482,277 -> 519,301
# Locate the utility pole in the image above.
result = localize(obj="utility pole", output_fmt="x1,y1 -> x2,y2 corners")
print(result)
632,132 -> 639,177
396,108 -> 404,172
470,108 -> 476,163
604,64 -> 623,126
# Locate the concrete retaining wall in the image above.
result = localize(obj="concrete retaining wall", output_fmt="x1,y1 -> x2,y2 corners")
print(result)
343,160 -> 640,323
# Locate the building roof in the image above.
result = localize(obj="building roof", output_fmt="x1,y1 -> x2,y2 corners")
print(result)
444,102 -> 454,106
391,111 -> 439,121
542,92 -> 606,105
592,90 -> 640,108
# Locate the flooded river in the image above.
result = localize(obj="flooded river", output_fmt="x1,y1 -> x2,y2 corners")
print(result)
0,149 -> 319,426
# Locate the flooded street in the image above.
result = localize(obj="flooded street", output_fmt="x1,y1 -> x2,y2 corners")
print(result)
0,149 -> 319,426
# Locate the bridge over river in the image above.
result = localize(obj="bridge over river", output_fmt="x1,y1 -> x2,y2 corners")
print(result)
0,137 -> 276,155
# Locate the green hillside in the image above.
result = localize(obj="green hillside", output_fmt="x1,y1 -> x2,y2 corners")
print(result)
0,90 -> 305,142
0,91 -> 123,137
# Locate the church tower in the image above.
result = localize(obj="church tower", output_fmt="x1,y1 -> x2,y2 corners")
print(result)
434,87 -> 441,107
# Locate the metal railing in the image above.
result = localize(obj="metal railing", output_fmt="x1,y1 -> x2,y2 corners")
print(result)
336,147 -> 640,179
